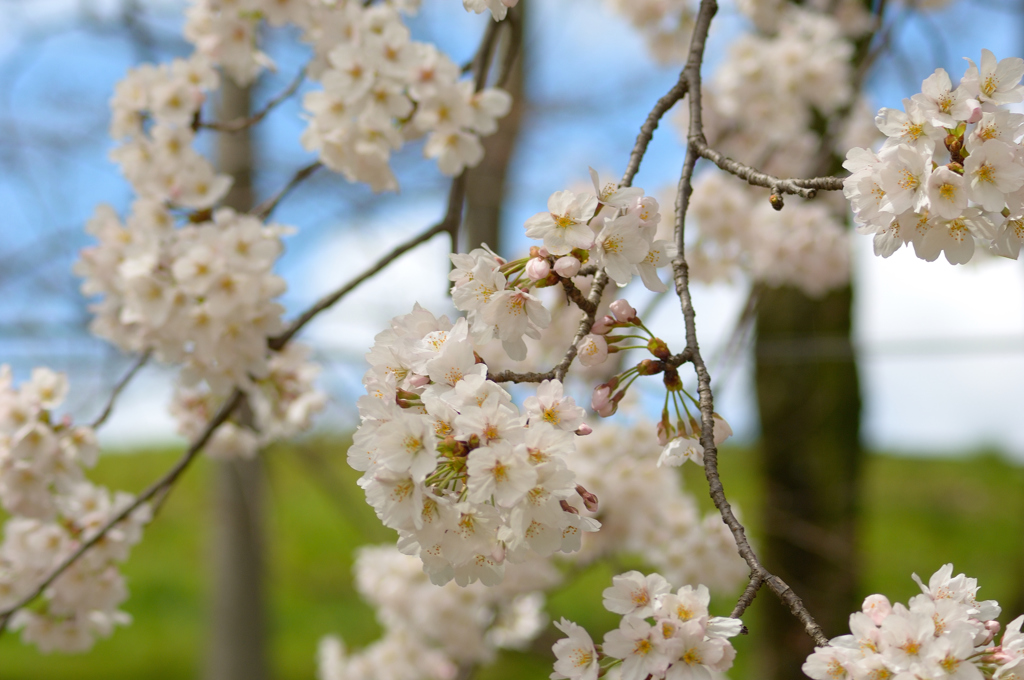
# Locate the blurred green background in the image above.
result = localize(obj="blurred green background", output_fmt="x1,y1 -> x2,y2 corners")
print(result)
2,441 -> 1021,680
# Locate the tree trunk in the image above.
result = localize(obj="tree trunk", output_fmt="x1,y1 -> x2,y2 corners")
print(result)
462,6 -> 525,253
754,284 -> 863,680
206,76 -> 270,680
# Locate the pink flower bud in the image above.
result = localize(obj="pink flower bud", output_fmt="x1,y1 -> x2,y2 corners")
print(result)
554,256 -> 581,278
575,423 -> 593,436
610,299 -> 637,322
657,419 -> 676,446
491,543 -> 506,563
525,257 -> 550,280
862,594 -> 892,625
965,99 -> 983,124
408,374 -> 430,388
591,385 -> 615,417
502,0 -> 519,7
591,315 -> 616,335
537,246 -> 549,257
575,484 -> 599,512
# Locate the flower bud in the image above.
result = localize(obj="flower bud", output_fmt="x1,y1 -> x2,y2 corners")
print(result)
408,374 -> 430,388
591,384 -> 612,416
861,594 -> 892,625
491,543 -> 506,563
637,359 -> 665,376
575,423 -> 593,436
559,500 -> 579,514
525,257 -> 551,280
647,337 -> 670,360
575,484 -> 599,512
657,419 -> 676,446
663,367 -> 682,391
591,315 -> 616,335
609,298 -> 637,323
554,255 -> 581,278
577,334 -> 608,367
965,98 -> 983,124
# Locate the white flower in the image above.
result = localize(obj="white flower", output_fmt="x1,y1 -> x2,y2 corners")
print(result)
962,49 -> 1024,106
523,380 -> 586,432
524,190 -> 599,256
551,618 -> 600,680
964,139 -> 1024,211
927,167 -> 968,220
603,570 -> 672,618
576,334 -> 608,367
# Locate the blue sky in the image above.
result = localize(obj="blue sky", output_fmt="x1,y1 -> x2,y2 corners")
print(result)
0,0 -> 1022,457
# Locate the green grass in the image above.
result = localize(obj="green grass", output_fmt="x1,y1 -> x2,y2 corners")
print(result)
1,440 -> 1022,679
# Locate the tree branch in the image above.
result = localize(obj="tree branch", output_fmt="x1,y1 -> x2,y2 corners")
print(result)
267,176 -> 466,351
251,161 -> 322,221
198,67 -> 306,133
690,138 -> 845,207
90,350 -> 151,429
671,0 -> 830,647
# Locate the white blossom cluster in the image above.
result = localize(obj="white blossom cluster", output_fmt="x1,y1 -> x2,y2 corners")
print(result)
679,3 -> 871,297
317,545 -> 556,680
108,54 -> 230,210
300,2 -> 512,191
77,205 -> 290,391
802,564 -> 1022,680
519,171 -> 674,291
604,0 -> 694,64
0,367 -> 149,653
688,172 -> 851,296
171,343 -> 327,460
845,50 -> 1024,264
566,417 -> 747,593
552,572 -> 743,680
349,304 -> 599,587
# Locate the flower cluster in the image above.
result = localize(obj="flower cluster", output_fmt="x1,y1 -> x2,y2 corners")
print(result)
301,2 -> 512,191
77,205 -> 290,391
0,367 -> 149,653
845,50 -> 1024,263
349,304 -> 599,586
605,0 -> 694,64
688,173 -> 851,296
171,343 -> 326,460
108,55 -> 229,209
521,170 -> 673,290
552,572 -> 743,680
566,418 -> 747,593
317,544 -> 555,680
803,564 -> 1020,680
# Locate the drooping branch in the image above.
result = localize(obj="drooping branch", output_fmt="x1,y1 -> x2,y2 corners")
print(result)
268,176 -> 467,352
90,350 -> 151,429
251,161 -> 323,221
671,0 -> 830,647
197,67 -> 307,133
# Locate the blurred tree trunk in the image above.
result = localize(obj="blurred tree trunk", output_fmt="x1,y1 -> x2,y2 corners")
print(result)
754,285 -> 862,680
462,6 -> 525,253
207,76 -> 270,680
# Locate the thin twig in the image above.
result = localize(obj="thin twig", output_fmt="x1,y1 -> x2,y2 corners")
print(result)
198,67 -> 307,133
268,176 -> 466,351
672,0 -> 830,647
0,389 -> 245,636
251,161 -> 322,221
90,350 -> 151,429
690,139 -> 844,206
